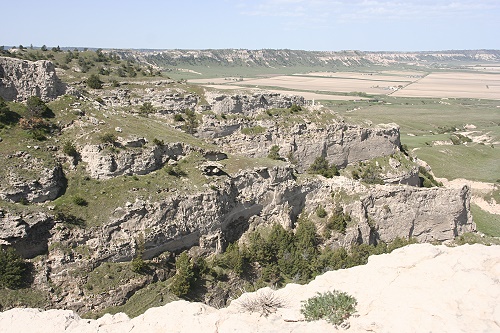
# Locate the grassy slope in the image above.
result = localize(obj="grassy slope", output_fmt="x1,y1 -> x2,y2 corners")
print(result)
471,204 -> 500,237
330,97 -> 500,182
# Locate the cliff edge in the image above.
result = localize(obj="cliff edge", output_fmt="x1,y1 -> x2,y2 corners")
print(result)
1,243 -> 498,333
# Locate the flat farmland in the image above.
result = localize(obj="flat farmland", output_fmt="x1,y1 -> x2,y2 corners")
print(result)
201,85 -> 368,100
231,75 -> 411,95
299,71 -> 424,81
392,72 -> 500,99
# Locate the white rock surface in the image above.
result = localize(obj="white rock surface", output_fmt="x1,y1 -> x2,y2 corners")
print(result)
1,243 -> 499,332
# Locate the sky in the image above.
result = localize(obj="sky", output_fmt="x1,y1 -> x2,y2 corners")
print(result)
2,0 -> 499,51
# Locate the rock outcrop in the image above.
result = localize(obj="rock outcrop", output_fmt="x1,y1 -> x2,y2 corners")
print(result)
0,211 -> 53,258
0,164 -> 474,312
304,177 -> 474,245
42,168 -> 473,266
2,243 -> 498,333
97,86 -> 199,113
0,57 -> 66,101
0,151 -> 66,203
80,142 -> 192,179
205,92 -> 305,116
208,121 -> 401,172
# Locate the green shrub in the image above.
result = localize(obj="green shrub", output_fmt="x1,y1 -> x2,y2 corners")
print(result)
0,97 -> 21,125
139,102 -> 155,115
62,141 -> 78,157
327,207 -> 350,234
72,196 -> 88,206
169,252 -> 194,297
308,156 -> 339,178
316,205 -> 327,218
164,165 -> 186,177
29,129 -> 47,141
99,132 -> 117,144
182,109 -> 198,134
87,74 -> 102,89
0,248 -> 27,289
152,138 -> 164,146
54,210 -> 85,227
267,145 -> 281,160
289,104 -> 302,113
418,166 -> 442,188
301,291 -> 357,326
26,96 -> 53,118
174,113 -> 184,122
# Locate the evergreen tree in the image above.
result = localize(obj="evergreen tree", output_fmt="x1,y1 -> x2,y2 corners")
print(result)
87,74 -> 103,89
169,251 -> 194,297
182,109 -> 198,134
0,248 -> 27,289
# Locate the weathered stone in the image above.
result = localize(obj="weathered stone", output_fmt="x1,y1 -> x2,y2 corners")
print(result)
0,57 -> 66,101
205,92 -> 305,116
209,121 -> 401,172
79,142 -> 191,179
0,154 -> 66,203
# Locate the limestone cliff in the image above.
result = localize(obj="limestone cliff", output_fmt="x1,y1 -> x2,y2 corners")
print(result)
0,57 -> 66,101
205,121 -> 401,172
205,92 -> 305,116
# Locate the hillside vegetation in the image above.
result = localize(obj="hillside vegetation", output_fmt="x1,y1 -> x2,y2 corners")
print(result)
0,46 -> 498,319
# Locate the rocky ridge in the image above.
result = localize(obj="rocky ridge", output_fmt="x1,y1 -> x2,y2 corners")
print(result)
0,56 -> 66,101
137,49 -> 500,69
1,243 -> 498,333
0,164 -> 474,313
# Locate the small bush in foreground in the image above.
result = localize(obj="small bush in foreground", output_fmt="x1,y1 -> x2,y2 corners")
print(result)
237,289 -> 287,317
301,290 -> 357,326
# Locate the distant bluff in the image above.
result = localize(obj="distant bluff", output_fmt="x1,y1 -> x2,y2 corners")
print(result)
117,49 -> 500,69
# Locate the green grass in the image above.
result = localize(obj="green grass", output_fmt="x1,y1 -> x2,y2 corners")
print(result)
0,288 -> 50,310
413,144 -> 499,182
331,96 -> 500,182
471,204 -> 500,237
455,232 -> 500,246
84,279 -> 177,319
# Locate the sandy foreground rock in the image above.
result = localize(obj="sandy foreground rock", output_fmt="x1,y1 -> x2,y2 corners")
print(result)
1,243 -> 499,333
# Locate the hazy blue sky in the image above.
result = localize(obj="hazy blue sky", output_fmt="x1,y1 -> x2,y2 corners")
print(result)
3,0 -> 499,51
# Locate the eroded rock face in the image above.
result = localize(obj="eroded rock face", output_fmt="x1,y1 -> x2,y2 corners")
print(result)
98,87 -> 198,113
210,122 -> 401,172
0,151 -> 66,203
0,165 -> 474,313
0,57 -> 66,101
303,176 -> 474,247
0,211 -> 53,258
205,92 -> 305,116
80,142 -> 192,179
71,168 -> 472,265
